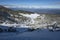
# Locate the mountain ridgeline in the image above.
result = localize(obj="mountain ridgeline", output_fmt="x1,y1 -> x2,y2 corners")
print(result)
0,5 -> 33,24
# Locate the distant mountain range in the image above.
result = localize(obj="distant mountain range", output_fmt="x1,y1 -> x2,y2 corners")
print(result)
10,8 -> 60,14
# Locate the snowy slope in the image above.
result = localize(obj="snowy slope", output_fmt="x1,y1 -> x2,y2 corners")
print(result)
0,5 -> 60,29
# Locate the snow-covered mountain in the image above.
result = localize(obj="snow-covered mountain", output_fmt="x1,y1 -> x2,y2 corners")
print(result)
0,5 -> 60,29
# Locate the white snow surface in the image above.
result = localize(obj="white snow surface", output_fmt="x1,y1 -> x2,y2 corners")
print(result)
20,13 -> 40,19
0,13 -> 58,29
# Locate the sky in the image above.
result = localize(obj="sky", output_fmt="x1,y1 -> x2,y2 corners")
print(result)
0,0 -> 60,8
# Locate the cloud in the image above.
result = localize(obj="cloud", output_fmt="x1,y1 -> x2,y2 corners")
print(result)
4,4 -> 60,9
4,5 -> 41,8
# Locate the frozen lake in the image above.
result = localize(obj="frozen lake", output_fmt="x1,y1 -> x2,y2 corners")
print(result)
0,29 -> 60,40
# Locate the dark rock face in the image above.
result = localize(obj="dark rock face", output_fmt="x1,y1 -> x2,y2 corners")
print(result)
0,11 -> 10,17
0,25 -> 17,32
27,28 -> 35,32
8,27 -> 16,32
0,28 -> 3,32
47,23 -> 60,32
